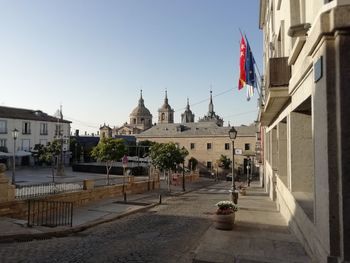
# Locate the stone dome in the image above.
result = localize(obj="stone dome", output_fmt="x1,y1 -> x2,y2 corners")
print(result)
158,90 -> 173,111
130,91 -> 152,117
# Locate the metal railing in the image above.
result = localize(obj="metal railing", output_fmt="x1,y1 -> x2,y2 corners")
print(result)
16,182 -> 83,200
27,199 -> 73,227
15,176 -> 151,199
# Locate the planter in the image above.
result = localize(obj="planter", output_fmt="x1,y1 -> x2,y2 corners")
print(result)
213,212 -> 235,230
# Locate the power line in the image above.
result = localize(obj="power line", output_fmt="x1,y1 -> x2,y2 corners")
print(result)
223,109 -> 257,118
64,115 -> 100,129
174,88 -> 234,112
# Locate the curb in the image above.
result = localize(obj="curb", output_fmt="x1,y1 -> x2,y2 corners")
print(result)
0,203 -> 158,244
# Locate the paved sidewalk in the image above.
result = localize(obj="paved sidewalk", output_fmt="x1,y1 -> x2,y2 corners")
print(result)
193,181 -> 311,263
0,178 -> 311,262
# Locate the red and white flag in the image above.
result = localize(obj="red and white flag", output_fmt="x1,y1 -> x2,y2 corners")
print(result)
238,36 -> 247,90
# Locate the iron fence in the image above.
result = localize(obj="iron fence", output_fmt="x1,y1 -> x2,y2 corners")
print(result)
16,182 -> 83,200
27,199 -> 73,227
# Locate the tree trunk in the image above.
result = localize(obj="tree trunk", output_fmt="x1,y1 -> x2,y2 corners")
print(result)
168,169 -> 171,192
106,162 -> 111,185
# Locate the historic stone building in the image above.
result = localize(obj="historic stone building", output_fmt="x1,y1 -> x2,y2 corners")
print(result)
137,93 -> 257,174
136,122 -> 257,175
198,91 -> 223,127
158,90 -> 174,124
181,98 -> 195,123
99,90 -> 153,138
258,1 -> 350,262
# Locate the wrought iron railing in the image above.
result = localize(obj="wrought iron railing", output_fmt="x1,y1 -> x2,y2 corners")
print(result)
16,182 -> 83,200
27,199 -> 73,227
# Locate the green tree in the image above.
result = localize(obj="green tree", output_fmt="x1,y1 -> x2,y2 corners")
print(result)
90,138 -> 126,184
149,142 -> 188,191
218,154 -> 231,169
32,141 -> 62,180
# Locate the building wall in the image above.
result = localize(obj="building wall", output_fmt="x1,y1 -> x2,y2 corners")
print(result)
0,117 -> 70,153
259,1 -> 350,262
137,134 -> 256,174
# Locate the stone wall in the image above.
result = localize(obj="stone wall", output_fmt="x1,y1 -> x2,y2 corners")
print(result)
0,179 -> 160,220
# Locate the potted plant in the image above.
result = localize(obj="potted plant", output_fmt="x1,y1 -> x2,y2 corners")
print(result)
213,201 -> 238,230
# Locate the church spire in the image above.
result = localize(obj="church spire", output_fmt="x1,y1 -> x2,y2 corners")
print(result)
158,89 -> 174,124
208,90 -> 214,115
181,98 -> 195,123
164,89 -> 168,105
138,89 -> 144,106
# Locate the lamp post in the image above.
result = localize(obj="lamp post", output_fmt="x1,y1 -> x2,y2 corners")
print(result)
11,128 -> 18,186
228,126 -> 238,204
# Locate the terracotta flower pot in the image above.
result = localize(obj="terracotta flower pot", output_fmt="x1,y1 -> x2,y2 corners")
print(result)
213,212 -> 235,230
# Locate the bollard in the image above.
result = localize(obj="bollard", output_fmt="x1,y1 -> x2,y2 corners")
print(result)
229,190 -> 239,204
124,192 -> 127,203
159,194 -> 162,204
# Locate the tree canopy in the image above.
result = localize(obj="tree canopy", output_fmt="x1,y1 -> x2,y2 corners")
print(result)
91,138 -> 126,164
218,154 -> 231,169
90,138 -> 127,183
149,142 -> 188,172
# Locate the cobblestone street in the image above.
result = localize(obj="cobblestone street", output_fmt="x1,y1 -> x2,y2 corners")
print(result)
0,186 -> 225,263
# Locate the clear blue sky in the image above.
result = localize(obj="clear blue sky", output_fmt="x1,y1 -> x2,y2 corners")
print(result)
0,0 -> 262,134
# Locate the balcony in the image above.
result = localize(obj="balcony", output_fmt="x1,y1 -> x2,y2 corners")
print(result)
260,57 -> 291,126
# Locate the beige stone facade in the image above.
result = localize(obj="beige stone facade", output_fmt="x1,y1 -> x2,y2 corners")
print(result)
259,0 -> 350,262
136,122 -> 257,175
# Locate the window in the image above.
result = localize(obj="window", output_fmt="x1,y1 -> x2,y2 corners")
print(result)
40,123 -> 48,135
225,143 -> 230,150
207,143 -> 212,150
22,121 -> 31,134
0,120 -> 7,134
207,161 -> 212,170
133,119 -> 136,124
0,139 -> 6,147
245,143 -> 251,150
190,143 -> 195,150
55,124 -> 62,136
22,139 -> 30,151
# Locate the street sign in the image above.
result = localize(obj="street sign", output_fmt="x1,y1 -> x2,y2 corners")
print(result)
235,148 -> 243,155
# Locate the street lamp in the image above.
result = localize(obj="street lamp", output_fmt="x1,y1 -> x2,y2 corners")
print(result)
228,126 -> 238,203
11,128 -> 18,186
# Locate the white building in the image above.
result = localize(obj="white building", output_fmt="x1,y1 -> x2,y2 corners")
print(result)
259,0 -> 350,262
0,106 -> 71,165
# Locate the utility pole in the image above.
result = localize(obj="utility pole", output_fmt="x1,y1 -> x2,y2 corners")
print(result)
57,105 -> 65,177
